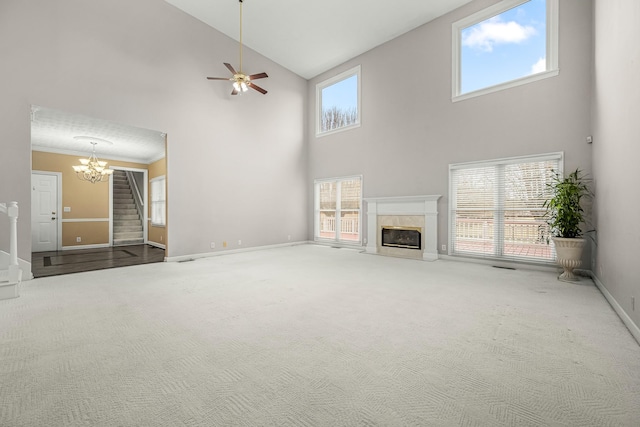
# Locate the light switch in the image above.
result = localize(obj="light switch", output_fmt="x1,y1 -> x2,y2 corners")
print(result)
64,207 -> 71,212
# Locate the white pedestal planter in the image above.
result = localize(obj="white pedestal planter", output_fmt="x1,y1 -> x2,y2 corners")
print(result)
552,237 -> 586,282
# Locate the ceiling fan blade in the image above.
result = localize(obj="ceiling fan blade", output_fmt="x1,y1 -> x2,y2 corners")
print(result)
248,82 -> 267,95
207,77 -> 231,80
248,72 -> 268,80
224,63 -> 237,75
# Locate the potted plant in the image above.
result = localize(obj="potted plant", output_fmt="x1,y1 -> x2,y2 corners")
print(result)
543,168 -> 592,281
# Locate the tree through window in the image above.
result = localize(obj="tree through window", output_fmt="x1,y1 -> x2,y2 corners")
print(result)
316,66 -> 361,136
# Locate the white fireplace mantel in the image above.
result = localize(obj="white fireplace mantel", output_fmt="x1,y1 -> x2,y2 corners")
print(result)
363,195 -> 441,261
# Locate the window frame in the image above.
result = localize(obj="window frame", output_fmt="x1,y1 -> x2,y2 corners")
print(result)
315,65 -> 362,137
150,175 -> 166,227
452,0 -> 559,102
314,175 -> 363,246
448,152 -> 563,264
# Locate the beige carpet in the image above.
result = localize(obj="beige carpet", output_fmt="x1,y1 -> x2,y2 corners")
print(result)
1,245 -> 639,426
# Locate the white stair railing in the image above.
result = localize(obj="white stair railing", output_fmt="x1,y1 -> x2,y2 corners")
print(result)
0,201 -> 21,299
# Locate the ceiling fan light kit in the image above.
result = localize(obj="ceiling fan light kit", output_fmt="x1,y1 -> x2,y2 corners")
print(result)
207,0 -> 268,95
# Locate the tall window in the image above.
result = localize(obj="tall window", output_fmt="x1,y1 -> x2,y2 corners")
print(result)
449,153 -> 562,263
452,0 -> 558,101
150,176 -> 166,226
316,66 -> 361,137
315,176 -> 362,244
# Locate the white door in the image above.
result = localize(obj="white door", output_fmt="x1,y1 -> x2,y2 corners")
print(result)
31,173 -> 59,252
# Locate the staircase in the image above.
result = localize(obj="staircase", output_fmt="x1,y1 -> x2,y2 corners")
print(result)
112,170 -> 144,246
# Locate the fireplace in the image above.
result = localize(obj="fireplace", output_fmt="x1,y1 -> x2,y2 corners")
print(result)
363,195 -> 441,261
381,226 -> 422,250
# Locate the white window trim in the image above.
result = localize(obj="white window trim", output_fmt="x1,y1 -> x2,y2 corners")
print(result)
452,0 -> 559,102
315,65 -> 361,138
314,175 -> 363,246
448,152 -> 564,263
150,175 -> 166,227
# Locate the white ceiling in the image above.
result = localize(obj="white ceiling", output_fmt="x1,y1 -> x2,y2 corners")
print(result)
164,0 -> 473,79
31,106 -> 166,164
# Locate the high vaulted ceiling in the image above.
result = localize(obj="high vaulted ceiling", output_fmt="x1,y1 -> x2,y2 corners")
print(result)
164,0 -> 473,79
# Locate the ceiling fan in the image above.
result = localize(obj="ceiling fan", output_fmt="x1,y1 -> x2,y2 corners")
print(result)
207,0 -> 268,95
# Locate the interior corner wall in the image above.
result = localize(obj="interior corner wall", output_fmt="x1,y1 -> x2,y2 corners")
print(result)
0,0 -> 308,261
591,0 -> 640,334
307,0 -> 594,255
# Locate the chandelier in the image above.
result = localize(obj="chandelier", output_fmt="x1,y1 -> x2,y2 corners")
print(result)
72,141 -> 114,183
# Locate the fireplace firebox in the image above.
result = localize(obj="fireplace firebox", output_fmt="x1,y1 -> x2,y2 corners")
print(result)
381,226 -> 422,250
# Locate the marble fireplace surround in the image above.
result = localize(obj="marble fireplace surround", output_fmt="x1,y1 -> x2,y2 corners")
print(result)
363,195 -> 441,261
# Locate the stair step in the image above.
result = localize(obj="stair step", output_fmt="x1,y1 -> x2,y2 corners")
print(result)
114,225 -> 143,232
114,238 -> 144,246
114,232 -> 144,240
113,218 -> 142,227
114,214 -> 140,220
114,208 -> 138,215
113,203 -> 136,209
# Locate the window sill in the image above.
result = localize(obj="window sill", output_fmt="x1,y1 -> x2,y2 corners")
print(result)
315,122 -> 361,139
453,68 -> 560,103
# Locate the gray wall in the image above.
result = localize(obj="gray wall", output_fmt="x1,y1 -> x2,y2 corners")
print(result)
592,0 -> 640,332
307,0 -> 594,256
0,0 -> 308,261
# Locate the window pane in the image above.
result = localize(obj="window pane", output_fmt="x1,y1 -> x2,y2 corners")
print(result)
314,177 -> 362,244
151,177 -> 166,226
319,182 -> 336,210
317,67 -> 360,135
319,211 -> 336,239
461,0 -> 547,94
450,154 -> 560,262
502,161 -> 556,261
339,211 -> 360,242
340,179 -> 361,210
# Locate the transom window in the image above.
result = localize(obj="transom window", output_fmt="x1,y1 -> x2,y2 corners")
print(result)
316,66 -> 361,137
314,176 -> 362,244
449,153 -> 562,263
452,0 -> 558,101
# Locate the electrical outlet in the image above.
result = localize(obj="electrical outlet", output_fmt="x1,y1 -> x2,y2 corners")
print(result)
210,242 -> 215,249
238,240 -> 242,246
76,237 -> 81,243
160,235 -> 163,241
364,237 -> 367,245
223,241 -> 227,248
287,235 -> 291,241
442,244 -> 446,251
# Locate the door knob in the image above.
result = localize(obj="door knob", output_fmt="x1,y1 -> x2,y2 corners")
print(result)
51,217 -> 56,220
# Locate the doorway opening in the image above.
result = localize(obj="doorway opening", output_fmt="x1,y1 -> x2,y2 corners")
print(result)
30,105 -> 167,278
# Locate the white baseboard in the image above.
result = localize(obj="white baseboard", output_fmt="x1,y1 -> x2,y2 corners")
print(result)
589,271 -> 640,345
438,254 -> 558,272
165,241 -> 308,263
62,244 -> 110,251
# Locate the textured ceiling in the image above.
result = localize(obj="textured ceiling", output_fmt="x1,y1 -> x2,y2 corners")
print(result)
164,0 -> 473,79
31,106 -> 166,165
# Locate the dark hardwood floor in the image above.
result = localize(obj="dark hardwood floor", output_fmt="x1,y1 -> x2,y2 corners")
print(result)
31,245 -> 166,278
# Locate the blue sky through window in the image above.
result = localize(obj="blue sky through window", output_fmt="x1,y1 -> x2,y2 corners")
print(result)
461,0 -> 546,94
321,75 -> 358,113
